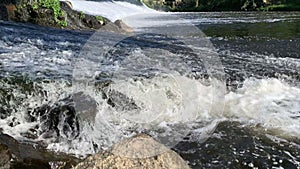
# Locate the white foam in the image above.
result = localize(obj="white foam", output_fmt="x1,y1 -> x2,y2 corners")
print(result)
45,74 -> 223,156
47,77 -> 300,157
109,74 -> 219,123
64,0 -> 158,22
0,80 -> 73,140
1,75 -> 300,157
225,78 -> 300,138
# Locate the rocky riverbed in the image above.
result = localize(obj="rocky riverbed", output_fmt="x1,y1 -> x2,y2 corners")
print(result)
0,131 -> 190,169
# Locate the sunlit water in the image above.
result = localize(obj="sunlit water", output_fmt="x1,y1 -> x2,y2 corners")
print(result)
0,11 -> 299,168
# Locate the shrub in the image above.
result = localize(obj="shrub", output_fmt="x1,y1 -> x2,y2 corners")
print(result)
79,11 -> 85,19
96,15 -> 103,22
31,0 -> 67,27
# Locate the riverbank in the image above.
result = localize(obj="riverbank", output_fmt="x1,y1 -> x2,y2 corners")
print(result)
1,0 -> 299,31
0,0 -> 143,33
259,0 -> 300,11
142,0 -> 300,12
0,0 -> 108,30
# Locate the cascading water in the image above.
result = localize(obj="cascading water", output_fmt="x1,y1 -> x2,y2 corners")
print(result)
63,0 -> 159,22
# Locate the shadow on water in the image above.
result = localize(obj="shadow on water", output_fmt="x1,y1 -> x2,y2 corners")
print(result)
0,20 -> 92,51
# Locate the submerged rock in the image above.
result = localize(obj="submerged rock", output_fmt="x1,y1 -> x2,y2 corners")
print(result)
73,134 -> 190,169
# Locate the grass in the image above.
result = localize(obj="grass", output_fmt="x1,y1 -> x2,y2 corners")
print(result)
258,0 -> 300,11
260,4 -> 300,11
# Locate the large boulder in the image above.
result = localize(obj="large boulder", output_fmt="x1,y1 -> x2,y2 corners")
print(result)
73,134 -> 190,169
0,0 -> 136,32
99,19 -> 134,34
114,19 -> 134,33
0,0 -> 108,30
60,1 -> 107,30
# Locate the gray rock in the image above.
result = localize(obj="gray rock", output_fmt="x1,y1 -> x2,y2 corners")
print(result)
73,134 -> 190,169
0,143 -> 11,169
0,132 -> 80,169
114,19 -> 134,33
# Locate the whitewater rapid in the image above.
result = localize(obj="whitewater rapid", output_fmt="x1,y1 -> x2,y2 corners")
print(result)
1,72 -> 299,156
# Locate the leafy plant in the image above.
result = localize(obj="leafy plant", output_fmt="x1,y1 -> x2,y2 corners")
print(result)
61,10 -> 65,17
31,0 -> 67,27
58,20 -> 67,27
79,11 -> 85,19
96,15 -> 103,23
32,1 -> 39,10
38,0 -> 61,19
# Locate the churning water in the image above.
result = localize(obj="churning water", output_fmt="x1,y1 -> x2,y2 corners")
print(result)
0,6 -> 299,169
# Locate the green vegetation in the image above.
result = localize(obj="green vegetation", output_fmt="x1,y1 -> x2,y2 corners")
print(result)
142,0 -> 168,11
142,0 -> 300,11
259,0 -> 300,11
79,11 -> 85,19
11,0 -> 107,29
96,15 -> 104,23
32,1 -> 39,10
30,0 -> 67,27
174,0 -> 264,11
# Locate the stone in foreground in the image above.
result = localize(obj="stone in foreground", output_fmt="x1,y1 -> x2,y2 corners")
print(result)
73,134 -> 190,169
0,143 -> 11,169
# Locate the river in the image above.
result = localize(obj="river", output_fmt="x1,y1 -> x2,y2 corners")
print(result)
0,9 -> 299,169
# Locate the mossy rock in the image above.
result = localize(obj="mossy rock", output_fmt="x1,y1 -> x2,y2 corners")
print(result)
0,0 -> 109,30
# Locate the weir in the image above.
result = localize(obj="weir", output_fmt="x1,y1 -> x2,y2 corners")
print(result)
62,0 -> 158,22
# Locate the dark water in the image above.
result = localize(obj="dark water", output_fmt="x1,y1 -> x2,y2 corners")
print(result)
174,12 -> 300,169
0,12 -> 300,168
196,12 -> 300,88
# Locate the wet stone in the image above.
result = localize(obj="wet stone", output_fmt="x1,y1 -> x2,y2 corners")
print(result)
73,134 -> 191,169
0,143 -> 11,169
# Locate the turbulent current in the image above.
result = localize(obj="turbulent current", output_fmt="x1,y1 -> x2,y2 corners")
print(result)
0,10 -> 300,168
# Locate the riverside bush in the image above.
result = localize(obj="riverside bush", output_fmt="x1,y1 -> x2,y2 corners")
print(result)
31,0 -> 67,27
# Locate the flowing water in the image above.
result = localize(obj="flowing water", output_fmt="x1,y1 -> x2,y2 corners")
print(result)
0,2 -> 299,168
64,0 -> 158,21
